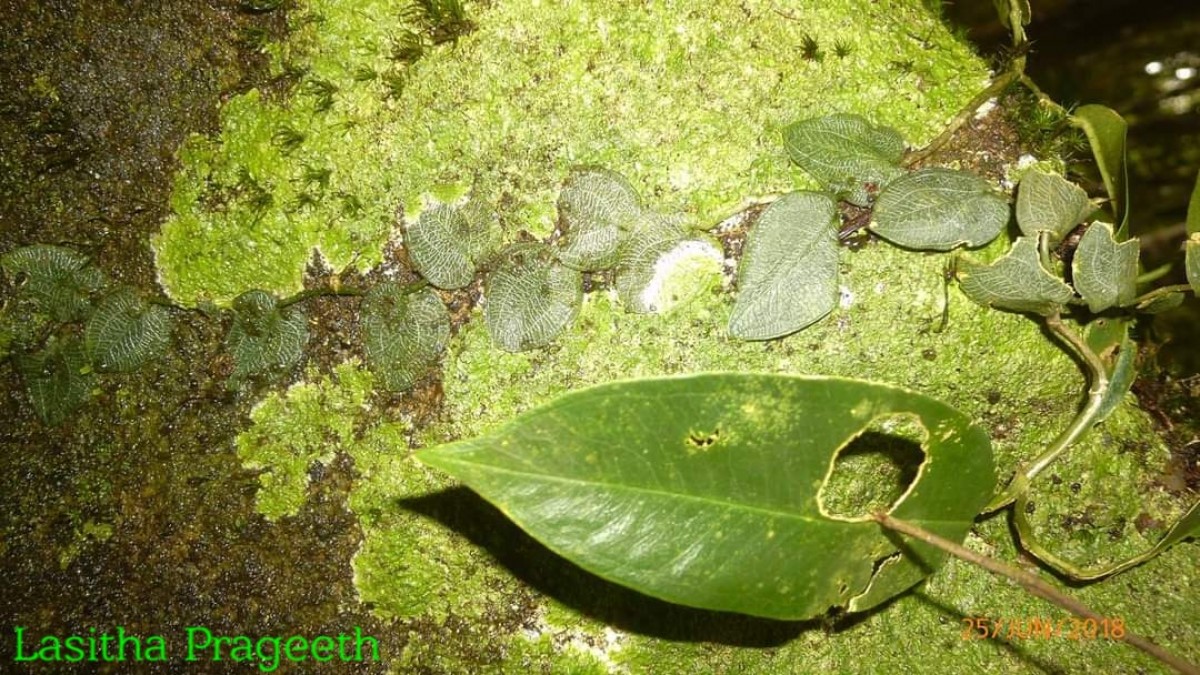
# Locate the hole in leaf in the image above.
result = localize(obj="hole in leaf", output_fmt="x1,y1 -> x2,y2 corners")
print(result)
685,427 -> 721,452
819,414 -> 927,520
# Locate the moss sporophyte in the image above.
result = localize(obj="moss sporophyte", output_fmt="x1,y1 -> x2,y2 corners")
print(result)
5,0 -> 1199,672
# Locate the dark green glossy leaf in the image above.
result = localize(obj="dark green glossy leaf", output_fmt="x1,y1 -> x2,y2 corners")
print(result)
485,243 -> 582,351
783,115 -> 905,207
613,213 -> 687,313
957,237 -> 1074,315
405,198 -> 502,289
226,290 -> 308,384
555,169 -> 641,271
418,374 -> 994,620
1015,170 -> 1094,240
17,335 -> 94,426
871,168 -> 1009,251
729,192 -> 838,340
1071,105 -> 1129,237
1187,237 -> 1200,295
362,283 -> 450,391
85,287 -> 173,372
1,245 -> 106,322
1072,223 -> 1138,312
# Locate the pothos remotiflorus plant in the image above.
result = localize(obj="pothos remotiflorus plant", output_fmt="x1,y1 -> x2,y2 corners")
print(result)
415,113 -> 1200,673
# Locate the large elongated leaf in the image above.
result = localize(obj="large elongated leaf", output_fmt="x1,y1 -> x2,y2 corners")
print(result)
1015,170 -> 1094,240
1071,105 -> 1129,237
1072,223 -> 1138,312
957,237 -> 1074,315
484,243 -> 582,351
226,290 -> 308,384
871,168 -> 1009,251
729,192 -> 838,340
85,287 -> 173,372
405,198 -> 502,289
783,115 -> 905,207
418,374 -> 994,620
362,283 -> 450,391
1,245 -> 106,322
555,169 -> 641,271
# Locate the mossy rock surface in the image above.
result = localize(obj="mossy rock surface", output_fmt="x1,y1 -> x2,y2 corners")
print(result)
189,0 -> 1197,673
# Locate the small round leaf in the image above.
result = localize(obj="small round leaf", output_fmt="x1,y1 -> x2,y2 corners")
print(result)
555,168 -> 641,271
362,283 -> 450,391
1016,170 -> 1094,240
871,168 -> 1009,251
85,287 -> 173,372
783,114 -> 906,206
405,198 -> 501,290
485,243 -> 582,352
226,290 -> 308,384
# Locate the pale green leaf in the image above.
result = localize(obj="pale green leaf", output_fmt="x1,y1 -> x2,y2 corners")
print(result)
1,245 -> 107,322
85,287 -> 173,372
555,169 -> 641,271
613,213 -> 687,313
362,283 -> 450,391
958,237 -> 1074,315
485,243 -> 582,352
729,192 -> 839,340
17,335 -> 94,426
418,374 -> 994,620
226,290 -> 308,384
1187,237 -> 1200,295
1071,105 -> 1129,237
1084,318 -> 1136,426
783,114 -> 905,207
871,168 -> 1009,251
1072,223 -> 1138,312
1016,170 -> 1094,240
405,198 -> 502,289
993,0 -> 1031,28
1136,291 -> 1185,314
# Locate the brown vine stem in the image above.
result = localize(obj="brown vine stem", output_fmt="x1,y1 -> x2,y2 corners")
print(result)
873,513 -> 1200,675
902,69 -> 1021,168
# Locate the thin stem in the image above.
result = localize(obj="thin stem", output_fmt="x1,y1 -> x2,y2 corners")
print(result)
277,285 -> 369,309
985,313 -> 1109,512
1136,262 -> 1176,286
874,513 -> 1200,675
1133,284 -> 1194,309
903,69 -> 1021,168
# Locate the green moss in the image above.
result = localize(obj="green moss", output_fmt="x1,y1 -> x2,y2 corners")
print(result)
235,361 -> 373,520
153,0 -> 987,305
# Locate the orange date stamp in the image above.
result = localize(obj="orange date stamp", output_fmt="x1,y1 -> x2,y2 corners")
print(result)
961,616 -> 1126,641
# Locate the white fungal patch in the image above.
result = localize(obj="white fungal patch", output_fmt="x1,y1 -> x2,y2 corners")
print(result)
638,239 -> 723,313
839,286 -> 855,309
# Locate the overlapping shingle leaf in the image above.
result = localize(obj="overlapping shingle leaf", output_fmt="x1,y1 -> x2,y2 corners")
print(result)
1072,223 -> 1138,312
872,168 -> 1009,251
555,169 -> 641,271
1,245 -> 107,322
957,237 -> 1074,315
1016,170 -> 1094,240
362,283 -> 450,391
85,287 -> 173,372
226,290 -> 308,384
729,192 -> 839,340
484,243 -> 582,352
405,198 -> 502,289
783,114 -> 906,206
17,335 -> 94,426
